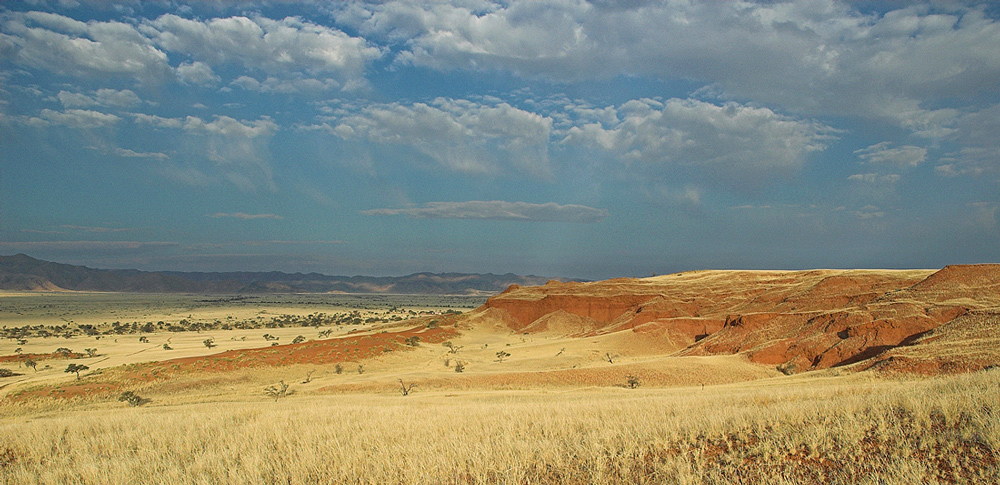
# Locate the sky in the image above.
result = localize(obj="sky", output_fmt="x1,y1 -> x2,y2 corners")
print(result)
0,0 -> 998,279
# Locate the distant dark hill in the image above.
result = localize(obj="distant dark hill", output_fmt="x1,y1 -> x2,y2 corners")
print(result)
0,254 -> 561,294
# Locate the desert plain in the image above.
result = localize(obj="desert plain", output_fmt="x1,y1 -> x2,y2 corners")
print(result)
2,266 -> 999,483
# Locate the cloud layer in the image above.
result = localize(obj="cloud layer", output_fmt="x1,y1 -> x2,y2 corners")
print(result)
363,201 -> 608,223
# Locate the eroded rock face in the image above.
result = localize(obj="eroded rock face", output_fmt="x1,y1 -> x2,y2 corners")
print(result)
475,266 -> 1000,374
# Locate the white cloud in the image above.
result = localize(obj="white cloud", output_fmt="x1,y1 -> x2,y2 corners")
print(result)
176,61 -> 219,86
855,142 -> 927,167
231,74 -> 341,93
847,173 -> 901,184
560,98 -> 834,186
206,212 -> 283,220
331,98 -> 553,176
337,1 -> 1000,136
58,88 -> 141,108
177,115 -> 279,191
1,11 -> 170,82
936,104 -> 1000,177
145,14 -> 383,89
132,113 -> 183,128
362,200 -> 608,223
35,108 -> 119,128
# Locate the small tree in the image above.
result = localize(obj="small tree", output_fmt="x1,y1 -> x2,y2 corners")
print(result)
335,363 -> 343,374
357,364 -> 365,374
443,341 -> 463,354
163,343 -> 172,350
203,338 -> 215,349
0,369 -> 13,378
404,336 -> 420,347
292,335 -> 306,345
65,363 -> 89,380
495,350 -> 511,363
55,347 -> 73,357
604,352 -> 615,364
23,358 -> 37,372
301,370 -> 314,384
454,361 -> 466,373
398,379 -> 417,396
264,381 -> 289,402
139,336 -> 149,343
85,348 -> 98,358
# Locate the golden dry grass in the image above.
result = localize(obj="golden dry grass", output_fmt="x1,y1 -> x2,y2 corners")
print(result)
1,369 -> 998,484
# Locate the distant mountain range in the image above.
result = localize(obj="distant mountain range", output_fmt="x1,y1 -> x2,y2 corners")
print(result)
0,254 -> 563,295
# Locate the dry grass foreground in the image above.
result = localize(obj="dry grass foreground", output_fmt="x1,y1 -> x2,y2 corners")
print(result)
1,370 -> 998,484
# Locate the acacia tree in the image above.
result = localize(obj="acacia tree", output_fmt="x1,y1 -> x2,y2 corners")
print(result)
495,350 -> 511,363
65,363 -> 89,380
23,358 -> 37,372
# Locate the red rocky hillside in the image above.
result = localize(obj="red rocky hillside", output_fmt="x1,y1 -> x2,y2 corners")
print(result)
468,265 -> 1000,374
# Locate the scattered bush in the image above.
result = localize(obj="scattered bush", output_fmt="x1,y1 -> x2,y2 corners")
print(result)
0,369 -> 14,378
203,338 -> 215,349
163,343 -> 172,350
118,391 -> 144,407
335,363 -> 343,374
264,381 -> 290,402
404,336 -> 420,347
626,375 -> 640,389
292,335 -> 306,345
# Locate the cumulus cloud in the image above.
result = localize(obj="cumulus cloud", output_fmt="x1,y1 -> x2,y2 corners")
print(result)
0,11 -> 170,82
206,212 -> 283,220
336,1 -> 1000,135
176,61 -> 219,86
362,200 -> 608,223
330,98 -> 553,176
560,98 -> 834,186
144,14 -> 383,90
855,142 -> 927,167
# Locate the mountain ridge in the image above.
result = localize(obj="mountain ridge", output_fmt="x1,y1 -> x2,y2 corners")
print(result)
0,254 -> 563,295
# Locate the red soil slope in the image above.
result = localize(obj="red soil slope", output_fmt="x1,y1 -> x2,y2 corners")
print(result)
477,266 -> 1000,373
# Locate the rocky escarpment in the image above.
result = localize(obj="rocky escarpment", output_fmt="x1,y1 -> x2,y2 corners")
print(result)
477,266 -> 1000,374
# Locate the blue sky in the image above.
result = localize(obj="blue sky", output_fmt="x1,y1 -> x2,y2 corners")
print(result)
1,1 -> 998,279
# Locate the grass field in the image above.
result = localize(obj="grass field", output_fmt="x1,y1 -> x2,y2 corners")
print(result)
1,292 -> 998,484
2,370 -> 997,484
